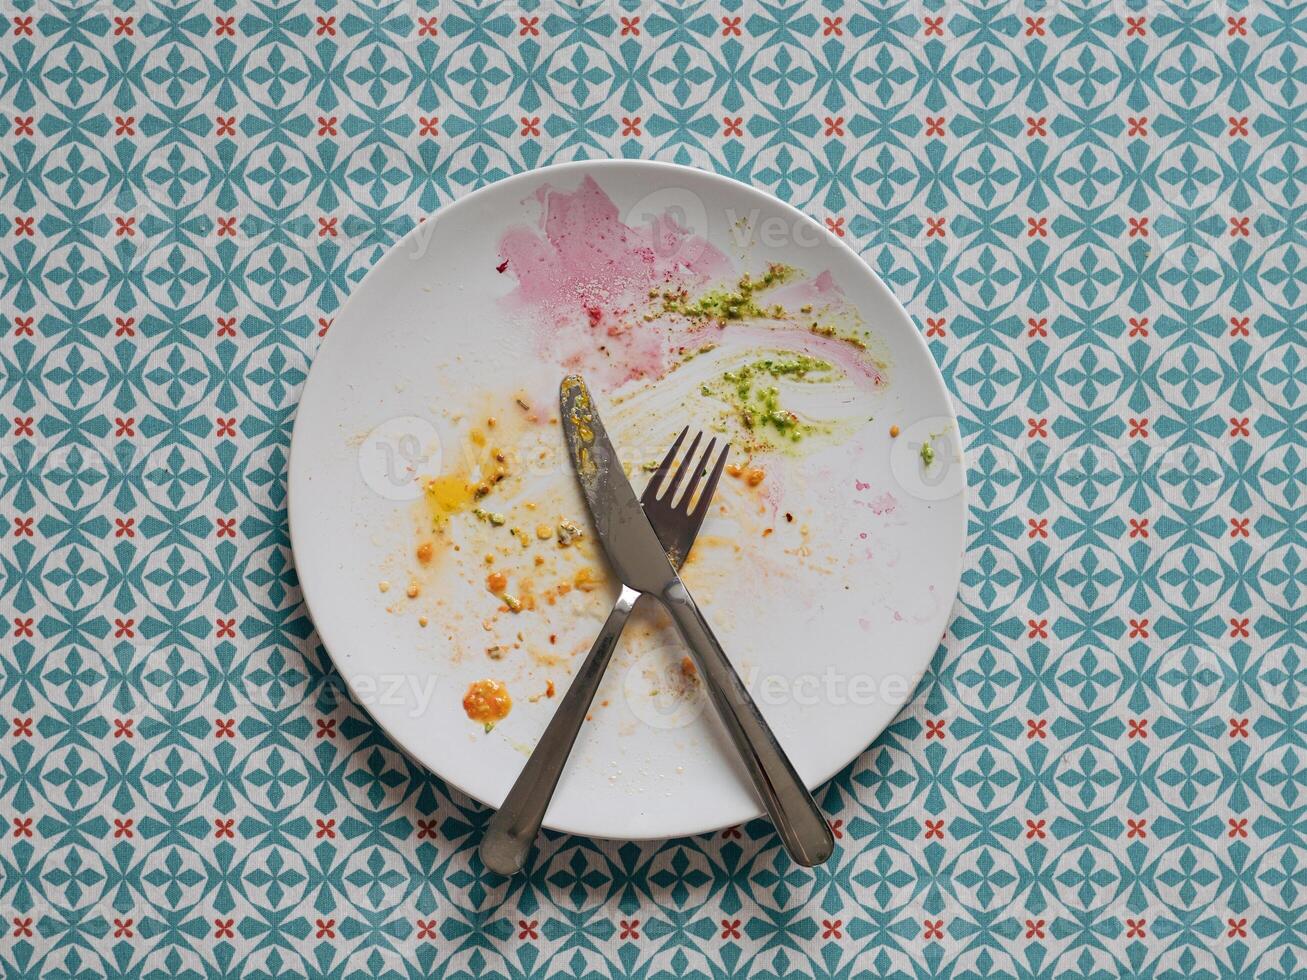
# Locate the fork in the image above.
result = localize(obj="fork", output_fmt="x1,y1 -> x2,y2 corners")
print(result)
480,428 -> 729,875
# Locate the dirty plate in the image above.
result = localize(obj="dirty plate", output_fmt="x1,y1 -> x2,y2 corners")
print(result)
288,161 -> 966,840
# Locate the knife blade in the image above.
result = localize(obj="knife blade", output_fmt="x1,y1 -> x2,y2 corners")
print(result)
559,375 -> 834,867
558,375 -> 687,594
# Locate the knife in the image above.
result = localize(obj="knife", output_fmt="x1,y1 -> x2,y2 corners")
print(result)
557,375 -> 834,866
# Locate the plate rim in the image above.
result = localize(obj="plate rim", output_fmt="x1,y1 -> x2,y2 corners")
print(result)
288,158 -> 968,839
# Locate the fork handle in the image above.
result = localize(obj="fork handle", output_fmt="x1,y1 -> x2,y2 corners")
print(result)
480,585 -> 641,875
659,579 -> 834,867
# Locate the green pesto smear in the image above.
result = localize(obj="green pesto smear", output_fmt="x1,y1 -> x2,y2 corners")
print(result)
700,353 -> 834,443
660,263 -> 797,322
656,264 -> 872,357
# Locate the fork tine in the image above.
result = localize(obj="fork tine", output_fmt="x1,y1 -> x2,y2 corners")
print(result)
661,430 -> 702,502
677,437 -> 717,511
644,426 -> 688,501
688,442 -> 730,524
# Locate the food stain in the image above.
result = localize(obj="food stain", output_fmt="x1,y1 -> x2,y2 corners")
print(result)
498,178 -> 888,458
392,178 -> 901,705
463,679 -> 512,731
425,473 -> 477,524
658,263 -> 796,322
497,176 -> 731,386
702,353 -> 834,442
423,420 -> 516,538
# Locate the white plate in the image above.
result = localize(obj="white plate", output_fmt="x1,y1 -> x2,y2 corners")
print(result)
289,161 -> 966,840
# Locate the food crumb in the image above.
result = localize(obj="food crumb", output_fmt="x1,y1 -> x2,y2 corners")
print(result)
418,616 -> 428,628
727,462 -> 766,486
415,541 -> 434,565
405,581 -> 420,599
557,519 -> 584,546
546,680 -> 556,698
378,581 -> 390,593
889,424 -> 900,438
536,523 -> 553,540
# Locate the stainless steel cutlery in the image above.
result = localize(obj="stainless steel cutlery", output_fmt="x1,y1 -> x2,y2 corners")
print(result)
493,376 -> 832,873
481,425 -> 729,874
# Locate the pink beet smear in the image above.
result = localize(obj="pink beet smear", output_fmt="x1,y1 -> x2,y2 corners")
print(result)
499,175 -> 727,309
497,176 -> 729,384
494,175 -> 883,397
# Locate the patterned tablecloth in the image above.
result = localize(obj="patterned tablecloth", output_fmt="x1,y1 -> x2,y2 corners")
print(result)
2,1 -> 1303,977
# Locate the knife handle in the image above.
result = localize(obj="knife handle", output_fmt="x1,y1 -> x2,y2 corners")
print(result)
480,585 -> 641,875
660,579 -> 834,867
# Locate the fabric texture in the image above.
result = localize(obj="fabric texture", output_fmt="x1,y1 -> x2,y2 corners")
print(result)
1,2 -> 1302,978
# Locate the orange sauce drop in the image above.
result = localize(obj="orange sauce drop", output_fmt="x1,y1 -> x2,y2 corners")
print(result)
463,679 -> 511,726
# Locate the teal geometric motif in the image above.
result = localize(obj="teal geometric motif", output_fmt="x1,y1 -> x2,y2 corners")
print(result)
0,2 -> 1303,978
